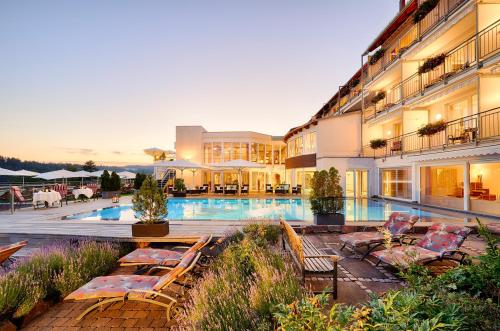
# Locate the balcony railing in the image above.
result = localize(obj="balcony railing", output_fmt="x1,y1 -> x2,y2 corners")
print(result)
364,19 -> 499,122
362,107 -> 500,158
366,0 -> 467,82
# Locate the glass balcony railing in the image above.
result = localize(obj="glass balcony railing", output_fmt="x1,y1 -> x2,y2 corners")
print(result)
362,107 -> 500,158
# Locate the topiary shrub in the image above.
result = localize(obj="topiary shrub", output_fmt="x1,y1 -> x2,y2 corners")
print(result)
417,120 -> 447,136
418,54 -> 446,74
132,175 -> 167,224
370,138 -> 387,149
109,171 -> 121,191
310,167 -> 344,215
100,170 -> 111,191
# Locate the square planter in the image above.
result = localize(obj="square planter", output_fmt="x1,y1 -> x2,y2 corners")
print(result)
314,213 -> 345,226
172,191 -> 187,197
132,221 -> 169,237
101,191 -> 121,199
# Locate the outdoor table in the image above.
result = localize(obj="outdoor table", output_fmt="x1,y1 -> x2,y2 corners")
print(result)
33,190 -> 62,207
72,188 -> 94,200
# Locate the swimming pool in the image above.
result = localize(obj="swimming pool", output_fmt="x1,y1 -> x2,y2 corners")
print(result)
64,198 -> 455,222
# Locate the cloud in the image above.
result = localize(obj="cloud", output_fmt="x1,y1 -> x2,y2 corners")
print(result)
112,151 -> 123,155
60,147 -> 97,155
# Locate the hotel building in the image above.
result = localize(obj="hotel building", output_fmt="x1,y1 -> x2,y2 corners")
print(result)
284,0 -> 500,216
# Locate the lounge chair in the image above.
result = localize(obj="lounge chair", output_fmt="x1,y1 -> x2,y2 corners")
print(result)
214,185 -> 223,194
339,212 -> 419,260
0,240 -> 28,267
241,185 -> 249,194
200,184 -> 209,194
66,251 -> 201,321
292,185 -> 302,195
224,184 -> 237,195
9,186 -> 29,210
118,235 -> 212,269
86,183 -> 99,200
371,223 -> 472,268
275,184 -> 290,194
265,184 -> 273,194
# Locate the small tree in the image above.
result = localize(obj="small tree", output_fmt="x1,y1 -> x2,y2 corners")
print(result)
174,178 -> 186,192
82,160 -> 97,172
110,171 -> 121,191
100,170 -> 111,191
132,175 -> 167,224
310,167 -> 343,215
134,173 -> 147,190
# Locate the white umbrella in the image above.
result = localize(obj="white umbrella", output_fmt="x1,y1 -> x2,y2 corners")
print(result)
35,169 -> 78,181
211,159 -> 265,195
15,169 -> 40,187
117,171 -> 136,180
73,170 -> 91,186
89,170 -> 106,177
156,159 -> 206,187
0,167 -> 18,176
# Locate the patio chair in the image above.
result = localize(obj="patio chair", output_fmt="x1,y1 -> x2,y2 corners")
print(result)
9,186 -> 29,210
200,184 -> 209,194
292,185 -> 302,195
118,235 -> 212,269
339,212 -> 419,260
275,184 -> 290,194
265,184 -> 273,194
0,240 -> 28,267
54,184 -> 73,205
214,185 -> 223,194
371,223 -> 472,269
241,185 -> 249,194
66,251 -> 201,321
86,183 -> 99,200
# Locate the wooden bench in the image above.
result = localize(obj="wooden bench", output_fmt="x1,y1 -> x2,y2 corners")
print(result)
280,220 -> 339,299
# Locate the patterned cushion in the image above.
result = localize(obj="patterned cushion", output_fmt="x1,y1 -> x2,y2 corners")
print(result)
339,232 -> 385,247
152,252 -> 197,291
118,249 -> 183,265
65,275 -> 160,301
371,246 -> 441,267
383,212 -> 419,236
416,223 -> 471,255
486,223 -> 500,235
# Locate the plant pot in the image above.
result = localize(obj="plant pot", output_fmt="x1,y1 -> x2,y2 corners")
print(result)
172,191 -> 187,197
313,213 -> 345,226
132,221 -> 169,237
101,191 -> 121,199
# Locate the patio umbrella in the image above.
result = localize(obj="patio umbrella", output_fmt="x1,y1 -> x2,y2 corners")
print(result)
14,169 -> 40,187
35,169 -> 78,181
0,167 -> 18,176
156,159 -> 206,187
117,171 -> 136,180
212,159 -> 265,195
73,170 -> 91,186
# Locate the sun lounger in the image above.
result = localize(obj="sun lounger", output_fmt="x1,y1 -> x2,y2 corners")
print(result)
265,184 -> 273,194
200,184 -> 209,194
224,184 -> 237,195
66,251 -> 201,321
371,223 -> 471,268
118,235 -> 212,269
275,184 -> 290,194
241,185 -> 249,194
214,185 -> 223,194
0,240 -> 28,266
9,186 -> 28,210
292,185 -> 302,194
339,212 -> 419,260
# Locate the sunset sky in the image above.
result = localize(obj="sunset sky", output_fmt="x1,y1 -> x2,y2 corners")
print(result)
0,0 -> 398,166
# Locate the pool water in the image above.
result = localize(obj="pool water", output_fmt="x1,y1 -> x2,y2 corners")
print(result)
64,198 -> 455,222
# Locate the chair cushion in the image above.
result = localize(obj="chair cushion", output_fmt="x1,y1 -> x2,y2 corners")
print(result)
383,212 -> 419,235
118,248 -> 183,265
371,246 -> 441,267
65,275 -> 160,300
339,232 -> 385,247
416,224 -> 471,254
153,251 -> 197,291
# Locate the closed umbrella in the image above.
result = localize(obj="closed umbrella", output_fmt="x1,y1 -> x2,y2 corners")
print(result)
15,169 -> 39,187
211,159 -> 265,195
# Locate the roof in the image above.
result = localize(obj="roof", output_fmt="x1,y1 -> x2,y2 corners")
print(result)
365,0 -> 418,54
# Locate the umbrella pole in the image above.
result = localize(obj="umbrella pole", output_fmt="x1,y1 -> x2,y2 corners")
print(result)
238,169 -> 241,196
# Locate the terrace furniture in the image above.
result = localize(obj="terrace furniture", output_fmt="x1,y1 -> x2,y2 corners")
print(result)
265,184 -> 273,194
66,251 -> 201,321
280,220 -> 339,299
54,184 -> 73,205
200,184 -> 209,194
371,223 -> 471,269
118,235 -> 212,270
121,183 -> 134,194
448,127 -> 477,145
240,185 -> 249,194
339,212 -> 419,260
214,185 -> 223,194
275,184 -> 290,194
0,240 -> 28,267
86,183 -> 99,200
72,187 -> 94,201
186,188 -> 201,195
9,186 -> 31,210
390,140 -> 402,154
33,189 -> 62,208
224,184 -> 237,195
292,185 -> 302,195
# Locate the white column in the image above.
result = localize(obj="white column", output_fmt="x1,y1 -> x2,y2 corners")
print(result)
464,161 -> 470,211
412,163 -> 419,202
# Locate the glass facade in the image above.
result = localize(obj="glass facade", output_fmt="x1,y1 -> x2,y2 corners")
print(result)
287,132 -> 316,157
470,162 -> 500,216
380,168 -> 412,199
202,141 -> 285,165
420,165 -> 464,210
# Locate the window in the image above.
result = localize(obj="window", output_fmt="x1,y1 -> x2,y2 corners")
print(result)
469,162 -> 500,216
232,143 -> 240,160
258,144 -> 265,163
380,168 -> 411,199
281,145 -> 286,163
294,137 -> 303,156
273,146 -> 280,164
265,144 -> 272,164
287,139 -> 295,158
241,143 -> 249,160
250,143 -> 257,162
420,165 -> 464,210
213,143 -> 222,163
304,132 -> 316,154
203,143 -> 212,164
224,142 -> 232,162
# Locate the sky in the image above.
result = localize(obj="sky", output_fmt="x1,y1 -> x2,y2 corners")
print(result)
0,0 -> 398,165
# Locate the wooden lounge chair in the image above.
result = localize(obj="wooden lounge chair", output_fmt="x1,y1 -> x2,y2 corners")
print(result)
371,223 -> 471,268
118,235 -> 212,269
265,184 -> 273,194
0,240 -> 28,266
339,212 -> 419,260
66,251 -> 201,321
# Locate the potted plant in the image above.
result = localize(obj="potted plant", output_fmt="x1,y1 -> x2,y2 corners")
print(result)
414,0 -> 439,23
173,178 -> 187,197
131,175 -> 169,237
418,54 -> 446,74
369,48 -> 385,65
370,138 -> 387,150
100,170 -> 122,199
310,167 -> 345,225
371,91 -> 386,104
417,120 -> 447,136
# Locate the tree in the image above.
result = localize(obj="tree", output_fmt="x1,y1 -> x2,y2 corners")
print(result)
132,175 -> 167,224
66,164 -> 79,172
82,160 -> 97,172
100,170 -> 111,191
134,173 -> 147,190
310,167 -> 343,215
110,171 -> 121,191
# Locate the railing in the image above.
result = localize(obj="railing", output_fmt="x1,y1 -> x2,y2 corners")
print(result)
362,107 -> 500,158
478,19 -> 500,60
365,0 -> 467,82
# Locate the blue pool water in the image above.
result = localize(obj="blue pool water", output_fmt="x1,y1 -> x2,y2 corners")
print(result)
64,198 -> 455,222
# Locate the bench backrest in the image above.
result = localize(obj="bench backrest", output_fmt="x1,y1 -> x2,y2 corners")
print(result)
280,220 -> 304,264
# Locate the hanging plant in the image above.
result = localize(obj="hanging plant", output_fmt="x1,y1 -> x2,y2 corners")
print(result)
371,91 -> 386,104
414,0 -> 439,23
418,54 -> 446,74
417,120 -> 447,136
350,78 -> 360,88
369,48 -> 386,65
370,138 -> 387,150
339,86 -> 351,98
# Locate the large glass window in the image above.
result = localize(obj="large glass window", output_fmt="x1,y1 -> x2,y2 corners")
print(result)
258,144 -> 265,163
265,144 -> 272,164
294,137 -> 303,156
232,143 -> 240,160
470,162 -> 500,216
203,143 -> 212,164
287,139 -> 295,158
281,145 -> 286,163
380,168 -> 412,199
250,143 -> 257,162
273,146 -> 280,164
224,142 -> 232,162
304,132 -> 317,154
241,143 -> 249,160
213,143 -> 222,164
420,165 -> 464,210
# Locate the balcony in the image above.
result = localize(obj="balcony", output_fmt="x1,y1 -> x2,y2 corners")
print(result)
364,18 -> 499,122
362,107 -> 500,158
366,0 -> 467,82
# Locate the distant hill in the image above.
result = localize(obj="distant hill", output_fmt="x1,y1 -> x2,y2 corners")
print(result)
0,156 -> 153,180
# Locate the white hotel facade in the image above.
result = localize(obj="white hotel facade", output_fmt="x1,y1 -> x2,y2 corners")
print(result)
149,0 -> 500,217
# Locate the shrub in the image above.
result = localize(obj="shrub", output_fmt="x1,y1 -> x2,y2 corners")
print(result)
174,178 -> 186,192
370,138 -> 387,150
369,48 -> 385,65
418,53 -> 446,74
133,173 -> 147,190
417,120 -> 446,136
371,91 -> 386,104
100,170 -> 111,191
132,175 -> 167,224
310,167 -> 343,215
109,171 -> 121,191
242,222 -> 280,246
414,0 -> 439,23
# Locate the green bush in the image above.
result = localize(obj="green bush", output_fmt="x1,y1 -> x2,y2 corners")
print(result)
100,170 -> 111,191
310,167 -> 344,215
133,173 -> 147,190
174,178 -> 186,191
242,222 -> 280,246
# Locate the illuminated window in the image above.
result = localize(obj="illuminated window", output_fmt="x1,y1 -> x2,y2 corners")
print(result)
203,143 -> 212,164
213,143 -> 222,163
304,132 -> 316,154
380,168 -> 411,199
